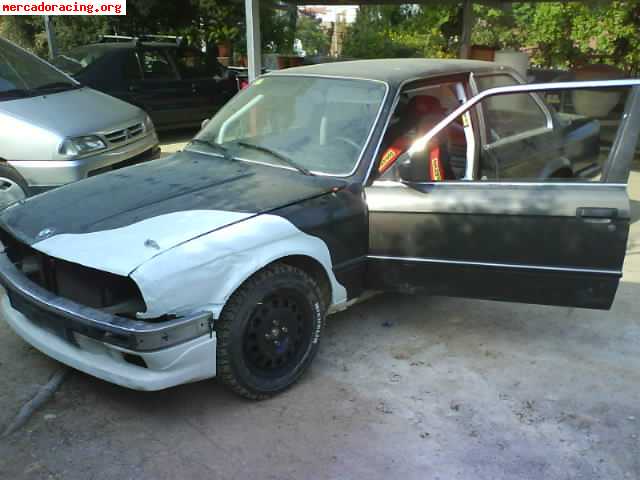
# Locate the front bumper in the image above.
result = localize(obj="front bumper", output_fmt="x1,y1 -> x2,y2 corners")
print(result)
0,252 -> 217,391
8,131 -> 160,188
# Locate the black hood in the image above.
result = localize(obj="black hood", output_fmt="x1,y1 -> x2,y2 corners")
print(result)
1,151 -> 345,245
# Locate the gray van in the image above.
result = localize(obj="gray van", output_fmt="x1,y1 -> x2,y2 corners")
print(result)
0,37 -> 159,208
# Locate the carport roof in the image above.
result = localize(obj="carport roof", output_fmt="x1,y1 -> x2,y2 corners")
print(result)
269,58 -> 503,87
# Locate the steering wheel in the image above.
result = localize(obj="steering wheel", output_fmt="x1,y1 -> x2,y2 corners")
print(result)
335,136 -> 362,153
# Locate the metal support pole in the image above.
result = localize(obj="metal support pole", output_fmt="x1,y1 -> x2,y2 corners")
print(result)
43,15 -> 58,60
245,0 -> 262,83
459,0 -> 473,59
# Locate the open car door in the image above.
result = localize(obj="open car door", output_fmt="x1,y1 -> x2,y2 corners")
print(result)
365,80 -> 640,309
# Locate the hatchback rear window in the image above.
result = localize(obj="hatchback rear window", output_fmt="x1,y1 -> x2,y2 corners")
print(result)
52,46 -> 110,76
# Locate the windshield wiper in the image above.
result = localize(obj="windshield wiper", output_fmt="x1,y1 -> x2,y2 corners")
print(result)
189,138 -> 233,160
235,141 -> 313,176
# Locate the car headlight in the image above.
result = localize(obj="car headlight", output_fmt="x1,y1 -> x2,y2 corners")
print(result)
59,135 -> 107,157
143,114 -> 155,133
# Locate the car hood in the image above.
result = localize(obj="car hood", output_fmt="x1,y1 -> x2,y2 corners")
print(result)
0,151 -> 345,275
0,87 -> 143,138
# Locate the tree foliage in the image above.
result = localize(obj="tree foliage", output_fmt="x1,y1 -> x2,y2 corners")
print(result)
2,1 -> 640,73
343,1 -> 640,73
296,12 -> 330,56
342,5 -> 458,59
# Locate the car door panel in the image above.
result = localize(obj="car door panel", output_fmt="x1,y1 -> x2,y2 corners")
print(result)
366,182 -> 628,309
365,81 -> 640,310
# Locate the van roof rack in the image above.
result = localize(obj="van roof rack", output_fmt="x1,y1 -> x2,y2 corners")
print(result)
98,34 -> 184,46
98,35 -> 136,43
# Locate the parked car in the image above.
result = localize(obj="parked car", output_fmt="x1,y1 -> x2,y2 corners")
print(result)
52,35 -> 240,131
0,59 -> 638,400
0,36 -> 160,208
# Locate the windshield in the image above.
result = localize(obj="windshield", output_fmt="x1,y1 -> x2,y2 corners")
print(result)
52,45 -> 110,76
0,38 -> 77,100
190,76 -> 387,175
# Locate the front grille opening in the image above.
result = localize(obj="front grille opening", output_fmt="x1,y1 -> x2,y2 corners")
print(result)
122,353 -> 148,368
2,229 -> 147,317
104,122 -> 144,145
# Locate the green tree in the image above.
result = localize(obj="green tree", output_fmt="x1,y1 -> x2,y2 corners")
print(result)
296,13 -> 330,56
342,4 -> 457,59
570,0 -> 640,73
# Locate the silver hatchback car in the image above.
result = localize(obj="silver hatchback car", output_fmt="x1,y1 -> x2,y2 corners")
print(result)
0,37 -> 160,207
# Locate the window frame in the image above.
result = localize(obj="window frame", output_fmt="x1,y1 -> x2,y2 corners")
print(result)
386,79 -> 640,186
372,74 -> 480,182
137,47 -> 179,82
123,50 -> 144,82
470,72 -> 554,150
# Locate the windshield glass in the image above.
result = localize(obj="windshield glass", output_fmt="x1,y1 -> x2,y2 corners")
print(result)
52,46 -> 110,76
0,38 -> 76,100
190,76 -> 387,175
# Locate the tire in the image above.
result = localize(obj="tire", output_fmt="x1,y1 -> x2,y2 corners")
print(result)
0,163 -> 29,210
216,263 -> 326,400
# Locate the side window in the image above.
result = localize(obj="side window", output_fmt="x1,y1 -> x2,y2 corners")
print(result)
473,85 -> 631,182
377,83 -> 634,184
475,75 -> 549,144
376,82 -> 470,182
174,48 -> 222,79
139,49 -> 176,80
123,52 -> 142,82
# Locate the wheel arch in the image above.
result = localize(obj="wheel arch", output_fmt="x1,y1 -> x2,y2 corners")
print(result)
131,217 -> 348,320
273,255 -> 332,308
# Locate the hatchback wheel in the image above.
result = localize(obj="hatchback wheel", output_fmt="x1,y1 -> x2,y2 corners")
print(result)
0,164 -> 28,210
216,263 -> 326,400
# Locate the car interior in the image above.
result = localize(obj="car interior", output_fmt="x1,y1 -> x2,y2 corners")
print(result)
377,82 -> 470,182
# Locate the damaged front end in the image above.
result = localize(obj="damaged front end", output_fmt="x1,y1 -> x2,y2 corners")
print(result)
0,228 -> 216,390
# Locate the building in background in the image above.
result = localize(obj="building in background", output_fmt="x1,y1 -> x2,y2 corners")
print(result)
299,5 -> 356,58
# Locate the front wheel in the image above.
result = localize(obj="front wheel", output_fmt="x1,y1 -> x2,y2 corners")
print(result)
216,264 -> 326,400
0,164 -> 28,210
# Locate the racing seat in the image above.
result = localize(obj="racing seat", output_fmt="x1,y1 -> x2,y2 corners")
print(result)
378,95 -> 455,181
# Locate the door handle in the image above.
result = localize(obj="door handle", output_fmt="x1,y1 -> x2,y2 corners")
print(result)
576,207 -> 618,221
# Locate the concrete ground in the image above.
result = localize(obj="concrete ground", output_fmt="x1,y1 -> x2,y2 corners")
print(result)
0,139 -> 639,479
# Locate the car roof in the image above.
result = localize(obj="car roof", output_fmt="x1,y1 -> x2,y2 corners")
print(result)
270,58 -> 513,87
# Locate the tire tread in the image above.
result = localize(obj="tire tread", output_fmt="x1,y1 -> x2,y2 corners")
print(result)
216,263 -> 326,400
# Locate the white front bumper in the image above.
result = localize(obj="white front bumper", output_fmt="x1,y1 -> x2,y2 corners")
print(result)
0,287 -> 217,391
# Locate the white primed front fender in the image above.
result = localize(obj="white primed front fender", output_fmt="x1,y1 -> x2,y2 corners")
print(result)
131,213 -> 347,319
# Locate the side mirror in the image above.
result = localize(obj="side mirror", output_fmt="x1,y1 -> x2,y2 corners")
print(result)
201,118 -> 210,130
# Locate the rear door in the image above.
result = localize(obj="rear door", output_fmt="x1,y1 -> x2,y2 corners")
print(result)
366,80 -> 640,309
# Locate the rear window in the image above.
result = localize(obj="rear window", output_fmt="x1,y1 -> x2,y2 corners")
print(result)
52,46 -> 110,76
